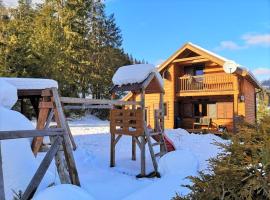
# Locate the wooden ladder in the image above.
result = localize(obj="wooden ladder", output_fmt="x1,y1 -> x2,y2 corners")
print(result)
145,127 -> 167,176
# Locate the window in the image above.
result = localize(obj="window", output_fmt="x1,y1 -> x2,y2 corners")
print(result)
208,103 -> 217,118
184,67 -> 194,76
193,103 -> 217,118
194,103 -> 211,117
184,65 -> 204,76
195,67 -> 204,76
183,103 -> 192,118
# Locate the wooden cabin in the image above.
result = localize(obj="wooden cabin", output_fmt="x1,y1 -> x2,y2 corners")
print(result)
124,42 -> 261,132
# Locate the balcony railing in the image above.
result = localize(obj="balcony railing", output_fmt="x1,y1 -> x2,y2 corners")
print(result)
177,74 -> 235,93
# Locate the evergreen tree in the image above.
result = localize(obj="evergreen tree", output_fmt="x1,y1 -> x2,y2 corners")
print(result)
174,116 -> 270,200
0,0 -> 135,109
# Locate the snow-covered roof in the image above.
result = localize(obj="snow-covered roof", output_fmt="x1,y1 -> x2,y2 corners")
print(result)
0,77 -> 58,90
112,64 -> 164,87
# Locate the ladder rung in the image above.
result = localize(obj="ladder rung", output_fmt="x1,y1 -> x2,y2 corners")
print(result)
155,152 -> 161,157
152,142 -> 163,146
150,132 -> 162,136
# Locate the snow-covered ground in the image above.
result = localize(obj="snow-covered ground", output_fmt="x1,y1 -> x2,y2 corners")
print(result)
0,77 -> 226,199
35,114 -> 226,200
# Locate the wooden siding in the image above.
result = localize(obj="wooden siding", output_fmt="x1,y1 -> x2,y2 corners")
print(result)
242,79 -> 256,124
134,64 -> 175,129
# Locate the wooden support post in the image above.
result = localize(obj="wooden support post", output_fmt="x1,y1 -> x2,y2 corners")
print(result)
22,136 -> 63,200
132,136 -> 136,161
159,92 -> 167,153
110,92 -> 116,167
0,142 -> 5,200
131,92 -> 136,161
110,133 -> 115,167
50,136 -> 70,184
140,90 -> 146,176
53,97 -> 77,151
140,136 -> 146,176
31,100 -> 50,155
51,88 -> 80,186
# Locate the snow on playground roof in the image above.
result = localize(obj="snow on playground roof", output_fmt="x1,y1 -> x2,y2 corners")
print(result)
0,77 -> 58,90
112,64 -> 164,87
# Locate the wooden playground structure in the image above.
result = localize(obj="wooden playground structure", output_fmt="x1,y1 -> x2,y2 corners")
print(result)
110,71 -> 168,177
0,66 -> 169,199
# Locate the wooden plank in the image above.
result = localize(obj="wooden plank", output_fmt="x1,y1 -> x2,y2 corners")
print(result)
0,142 -> 5,200
64,105 -> 112,110
17,89 -> 42,97
140,90 -> 146,176
134,136 -> 141,149
114,135 -> 122,146
131,93 -> 136,161
51,88 -> 80,186
172,55 -> 205,63
39,102 -> 54,109
0,129 -> 64,140
60,97 -> 140,106
110,133 -> 115,167
50,136 -> 70,184
22,136 -> 62,200
173,58 -> 209,65
32,102 -> 50,155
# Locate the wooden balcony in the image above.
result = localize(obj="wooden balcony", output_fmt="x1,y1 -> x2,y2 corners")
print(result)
176,74 -> 236,96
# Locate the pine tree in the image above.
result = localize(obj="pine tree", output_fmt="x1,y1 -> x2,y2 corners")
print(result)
0,0 -> 134,105
174,116 -> 270,200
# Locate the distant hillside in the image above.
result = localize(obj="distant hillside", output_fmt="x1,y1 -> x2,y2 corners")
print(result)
262,78 -> 270,89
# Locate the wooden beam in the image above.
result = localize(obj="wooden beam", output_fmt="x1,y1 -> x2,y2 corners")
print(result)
22,136 -> 63,200
140,90 -> 146,176
32,100 -> 50,155
0,142 -> 5,200
114,135 -> 122,146
172,55 -> 204,63
110,133 -> 115,167
64,105 -> 112,110
177,90 -> 235,97
60,97 -> 140,106
0,129 -> 64,140
173,57 -> 209,65
51,88 -> 80,186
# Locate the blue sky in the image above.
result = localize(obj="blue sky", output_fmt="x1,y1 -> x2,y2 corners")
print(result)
105,0 -> 270,81
4,0 -> 270,81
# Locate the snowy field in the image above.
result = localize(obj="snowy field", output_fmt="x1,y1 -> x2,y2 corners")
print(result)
0,78 -> 226,199
35,114 -> 226,200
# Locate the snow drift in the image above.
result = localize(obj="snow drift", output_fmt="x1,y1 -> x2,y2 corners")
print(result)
33,184 -> 96,200
0,79 -> 18,109
0,80 -> 55,199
